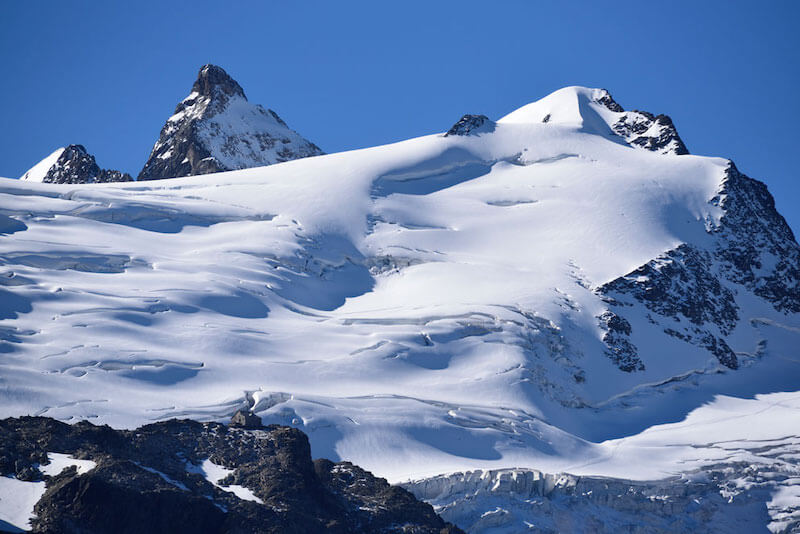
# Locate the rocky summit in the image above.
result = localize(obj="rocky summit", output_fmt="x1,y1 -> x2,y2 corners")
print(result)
0,416 -> 462,534
19,145 -> 132,184
137,64 -> 323,180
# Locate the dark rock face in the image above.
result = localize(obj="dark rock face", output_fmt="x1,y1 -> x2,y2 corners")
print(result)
593,90 -> 689,155
615,111 -> 689,155
598,310 -> 643,372
138,64 -> 323,181
37,461 -> 228,533
191,64 -> 246,101
38,145 -> 132,184
596,161 -> 800,371
599,245 -> 739,370
0,416 -> 462,534
444,115 -> 495,137
710,162 -> 800,313
594,89 -> 624,113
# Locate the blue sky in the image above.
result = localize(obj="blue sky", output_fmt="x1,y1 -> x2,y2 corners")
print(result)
1,1 -> 799,230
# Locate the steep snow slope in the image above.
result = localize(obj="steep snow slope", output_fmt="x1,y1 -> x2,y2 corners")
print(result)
19,148 -> 65,183
1,87 -> 798,530
138,64 -> 323,180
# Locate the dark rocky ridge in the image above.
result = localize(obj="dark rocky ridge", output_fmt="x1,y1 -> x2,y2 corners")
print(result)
596,161 -> 800,372
710,162 -> 800,313
0,416 -> 462,534
35,145 -> 132,184
598,244 -> 740,370
444,115 -> 495,137
593,90 -> 690,155
191,63 -> 247,101
138,64 -> 323,181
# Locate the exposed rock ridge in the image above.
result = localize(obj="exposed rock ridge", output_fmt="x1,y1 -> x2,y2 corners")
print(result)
138,64 -> 323,180
595,161 -> 800,371
24,145 -> 132,184
0,416 -> 462,534
593,89 -> 690,155
710,162 -> 800,313
598,244 -> 740,370
191,64 -> 246,100
444,115 -> 495,137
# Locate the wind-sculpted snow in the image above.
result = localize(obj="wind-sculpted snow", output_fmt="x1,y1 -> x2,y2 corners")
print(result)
1,86 -> 799,531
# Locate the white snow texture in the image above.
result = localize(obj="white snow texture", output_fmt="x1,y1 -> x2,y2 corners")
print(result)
1,86 -> 798,533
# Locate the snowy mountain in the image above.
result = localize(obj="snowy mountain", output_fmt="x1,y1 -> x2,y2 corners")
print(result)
19,145 -> 132,184
138,64 -> 323,180
1,86 -> 799,532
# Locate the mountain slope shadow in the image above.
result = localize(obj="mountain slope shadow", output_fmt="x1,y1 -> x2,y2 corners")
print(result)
270,234 -> 374,312
372,147 -> 492,197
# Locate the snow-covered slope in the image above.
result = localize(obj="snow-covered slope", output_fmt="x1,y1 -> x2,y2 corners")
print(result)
19,148 -> 65,183
138,64 -> 323,180
1,86 -> 798,531
404,391 -> 800,533
19,145 -> 131,184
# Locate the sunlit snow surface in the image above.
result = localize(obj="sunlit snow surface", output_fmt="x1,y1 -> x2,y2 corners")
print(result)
0,453 -> 96,531
0,87 -> 798,529
18,148 -> 64,183
186,458 -> 263,504
0,477 -> 44,532
37,452 -> 96,477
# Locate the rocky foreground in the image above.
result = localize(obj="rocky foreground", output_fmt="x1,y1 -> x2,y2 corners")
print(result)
0,417 -> 462,534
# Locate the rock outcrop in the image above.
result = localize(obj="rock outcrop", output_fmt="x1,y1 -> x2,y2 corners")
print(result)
19,145 -> 132,184
444,115 -> 495,137
593,89 -> 689,155
0,416 -> 462,534
595,161 -> 800,372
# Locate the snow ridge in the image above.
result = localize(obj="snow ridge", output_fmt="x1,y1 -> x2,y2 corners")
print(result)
499,86 -> 689,155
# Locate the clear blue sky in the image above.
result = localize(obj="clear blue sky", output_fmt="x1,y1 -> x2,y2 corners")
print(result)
2,1 -> 799,231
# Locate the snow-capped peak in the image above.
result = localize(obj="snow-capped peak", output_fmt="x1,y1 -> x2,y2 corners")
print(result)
137,64 -> 323,180
19,145 -> 131,184
499,86 -> 689,155
499,86 -> 612,128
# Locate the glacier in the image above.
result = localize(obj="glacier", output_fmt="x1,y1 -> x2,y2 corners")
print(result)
1,86 -> 798,532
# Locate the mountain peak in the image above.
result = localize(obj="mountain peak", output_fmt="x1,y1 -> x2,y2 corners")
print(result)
499,86 -> 689,155
138,64 -> 322,180
20,144 -> 131,184
192,64 -> 246,100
